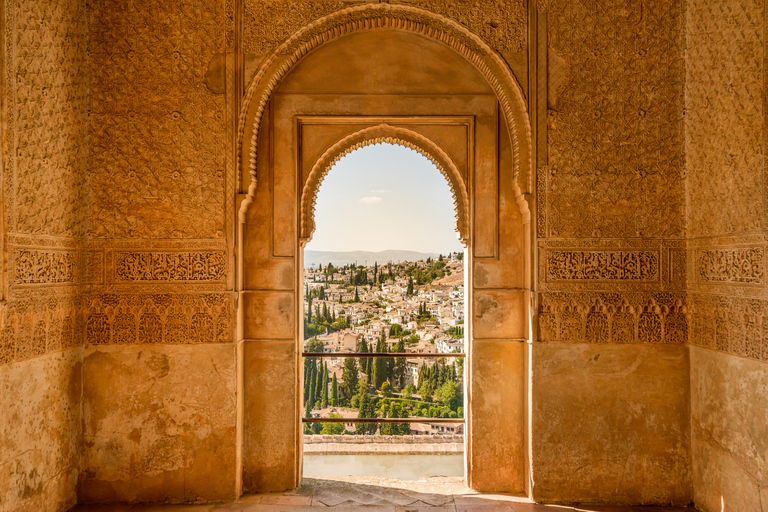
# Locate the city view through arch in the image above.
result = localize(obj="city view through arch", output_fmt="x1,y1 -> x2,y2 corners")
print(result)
302,143 -> 467,480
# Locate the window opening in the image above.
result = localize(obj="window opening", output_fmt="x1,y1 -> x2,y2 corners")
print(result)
302,142 -> 466,482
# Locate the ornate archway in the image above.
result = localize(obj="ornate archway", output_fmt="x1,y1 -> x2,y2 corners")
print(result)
236,4 -> 533,496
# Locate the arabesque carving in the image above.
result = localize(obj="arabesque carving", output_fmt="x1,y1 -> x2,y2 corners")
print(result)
239,3 -> 532,203
13,249 -> 77,285
697,247 -> 763,284
537,292 -> 687,345
241,0 -> 526,55
546,0 -> 685,238
84,293 -> 233,345
115,251 -> 227,282
685,0 -> 764,237
690,293 -> 768,362
546,250 -> 659,281
300,125 -> 469,245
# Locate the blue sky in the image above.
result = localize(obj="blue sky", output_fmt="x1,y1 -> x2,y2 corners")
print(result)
306,143 -> 464,254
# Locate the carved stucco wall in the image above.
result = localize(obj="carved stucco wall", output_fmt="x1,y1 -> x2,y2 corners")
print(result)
1,0 -> 88,510
685,1 -> 768,511
237,0 -> 526,56
533,0 -> 691,504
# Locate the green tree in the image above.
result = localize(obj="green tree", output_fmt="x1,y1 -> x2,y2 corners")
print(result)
372,338 -> 388,389
314,362 -> 323,407
406,277 -> 414,295
381,381 -> 393,398
331,373 -> 338,406
359,338 -> 370,383
397,404 -> 411,435
305,337 -> 324,353
435,381 -> 462,411
389,323 -> 403,338
403,384 -> 416,398
320,412 -> 346,435
321,362 -> 329,408
356,390 -> 377,434
392,338 -> 406,388
353,287 -> 360,302
341,357 -> 359,400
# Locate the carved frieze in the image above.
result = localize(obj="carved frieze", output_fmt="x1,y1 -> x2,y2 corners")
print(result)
690,293 -> 768,362
13,249 -> 77,285
697,247 -> 763,284
547,250 -> 659,281
537,292 -> 687,345
84,293 -> 234,345
115,252 -> 226,282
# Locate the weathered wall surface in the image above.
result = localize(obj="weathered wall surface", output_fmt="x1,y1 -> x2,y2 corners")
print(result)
0,349 -> 82,512
1,0 -> 89,509
689,346 -> 768,512
532,343 -> 690,505
79,344 -> 237,503
533,0 -> 691,504
684,1 -> 768,511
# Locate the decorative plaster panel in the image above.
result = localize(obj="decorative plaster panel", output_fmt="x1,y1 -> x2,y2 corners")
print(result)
84,293 -> 234,345
13,249 -> 77,285
697,247 -> 764,284
547,250 -> 659,282
4,0 -> 89,237
545,0 -> 685,239
88,0 -> 227,239
685,0 -> 764,237
690,293 -> 768,362
115,251 -> 227,282
538,291 -> 688,345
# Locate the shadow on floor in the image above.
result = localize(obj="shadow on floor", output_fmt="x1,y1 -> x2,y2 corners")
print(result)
71,477 -> 698,511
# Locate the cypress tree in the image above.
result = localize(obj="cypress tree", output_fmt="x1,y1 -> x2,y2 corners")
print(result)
373,338 -> 387,389
321,362 -> 329,408
360,339 -> 370,383
303,359 -> 311,401
341,357 -> 359,400
307,361 -> 316,409
314,360 -> 323,406
331,373 -> 338,406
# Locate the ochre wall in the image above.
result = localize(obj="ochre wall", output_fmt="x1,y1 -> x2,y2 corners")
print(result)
533,0 -> 691,504
685,1 -> 768,511
0,0 -> 88,509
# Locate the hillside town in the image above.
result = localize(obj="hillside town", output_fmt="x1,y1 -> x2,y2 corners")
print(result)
302,253 -> 465,436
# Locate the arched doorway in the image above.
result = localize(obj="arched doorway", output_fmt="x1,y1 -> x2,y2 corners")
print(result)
236,4 -> 533,496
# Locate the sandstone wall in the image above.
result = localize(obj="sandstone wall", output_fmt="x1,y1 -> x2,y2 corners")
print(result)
0,0 -> 89,509
684,1 -> 768,510
533,0 -> 691,504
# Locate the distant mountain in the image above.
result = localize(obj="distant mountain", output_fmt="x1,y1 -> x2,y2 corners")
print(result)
304,250 -> 442,268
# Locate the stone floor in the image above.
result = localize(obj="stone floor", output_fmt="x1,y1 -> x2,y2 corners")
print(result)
72,477 -> 698,511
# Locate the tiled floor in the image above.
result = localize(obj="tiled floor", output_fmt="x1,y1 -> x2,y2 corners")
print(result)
71,477 -> 698,512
